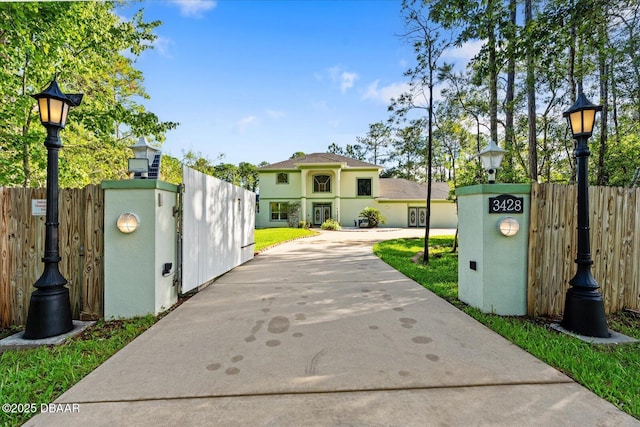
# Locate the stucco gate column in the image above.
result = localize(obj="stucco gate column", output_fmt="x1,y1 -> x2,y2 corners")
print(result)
455,183 -> 531,315
102,180 -> 179,319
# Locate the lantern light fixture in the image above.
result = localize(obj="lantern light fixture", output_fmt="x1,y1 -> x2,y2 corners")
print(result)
31,76 -> 83,129
563,91 -> 602,138
477,140 -> 507,184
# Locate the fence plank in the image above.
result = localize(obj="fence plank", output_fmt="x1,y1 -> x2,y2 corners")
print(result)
528,183 -> 640,316
0,185 -> 104,327
81,185 -> 103,320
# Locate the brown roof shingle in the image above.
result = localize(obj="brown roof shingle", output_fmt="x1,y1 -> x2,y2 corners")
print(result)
259,153 -> 380,170
379,178 -> 450,200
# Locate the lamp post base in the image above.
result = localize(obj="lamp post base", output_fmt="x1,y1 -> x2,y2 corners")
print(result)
561,288 -> 609,338
23,286 -> 73,340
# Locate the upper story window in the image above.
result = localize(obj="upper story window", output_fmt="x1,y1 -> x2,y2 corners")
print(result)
357,178 -> 372,196
276,172 -> 289,184
313,174 -> 331,192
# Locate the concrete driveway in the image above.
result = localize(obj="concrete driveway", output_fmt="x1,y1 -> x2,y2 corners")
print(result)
28,229 -> 638,426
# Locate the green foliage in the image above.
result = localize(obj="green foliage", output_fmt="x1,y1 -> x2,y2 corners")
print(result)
0,315 -> 156,426
320,218 -> 341,230
180,150 -> 263,190
375,236 -> 640,420
359,207 -> 387,228
0,2 -> 177,187
160,154 -> 183,185
254,228 -> 318,252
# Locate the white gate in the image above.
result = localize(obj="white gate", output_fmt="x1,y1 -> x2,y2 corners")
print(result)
180,166 -> 256,294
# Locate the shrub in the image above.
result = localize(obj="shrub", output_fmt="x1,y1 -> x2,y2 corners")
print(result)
298,220 -> 310,229
359,207 -> 386,228
320,218 -> 341,230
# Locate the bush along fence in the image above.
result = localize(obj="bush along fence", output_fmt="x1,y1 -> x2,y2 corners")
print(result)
0,185 -> 104,327
527,182 -> 640,316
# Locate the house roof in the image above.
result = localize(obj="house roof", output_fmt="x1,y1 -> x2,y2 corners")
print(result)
260,153 -> 381,170
379,178 -> 451,201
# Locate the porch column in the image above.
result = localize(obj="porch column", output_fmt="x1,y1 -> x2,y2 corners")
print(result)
300,169 -> 307,224
335,168 -> 341,222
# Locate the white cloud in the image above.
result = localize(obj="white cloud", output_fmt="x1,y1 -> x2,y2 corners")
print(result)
363,80 -> 411,104
171,0 -> 217,18
340,72 -> 358,93
326,66 -> 359,93
265,109 -> 285,119
234,116 -> 258,134
152,35 -> 173,57
442,40 -> 484,64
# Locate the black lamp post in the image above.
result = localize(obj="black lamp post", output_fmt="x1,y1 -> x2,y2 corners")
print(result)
23,76 -> 83,340
560,91 -> 609,338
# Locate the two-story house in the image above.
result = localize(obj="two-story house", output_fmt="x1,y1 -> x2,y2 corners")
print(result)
256,153 -> 457,229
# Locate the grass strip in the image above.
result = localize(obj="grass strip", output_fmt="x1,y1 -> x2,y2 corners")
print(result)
254,227 -> 318,252
0,316 -> 156,426
374,236 -> 640,420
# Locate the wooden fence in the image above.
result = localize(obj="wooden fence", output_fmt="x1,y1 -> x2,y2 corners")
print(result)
0,185 -> 104,327
527,182 -> 640,316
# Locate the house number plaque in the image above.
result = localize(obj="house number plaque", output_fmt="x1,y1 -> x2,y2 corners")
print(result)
488,194 -> 523,214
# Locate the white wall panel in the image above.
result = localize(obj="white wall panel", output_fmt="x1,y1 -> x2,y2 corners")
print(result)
182,167 -> 255,293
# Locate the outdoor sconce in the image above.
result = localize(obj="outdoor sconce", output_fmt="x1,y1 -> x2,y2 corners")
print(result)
116,213 -> 140,234
478,140 -> 507,184
497,216 -> 519,237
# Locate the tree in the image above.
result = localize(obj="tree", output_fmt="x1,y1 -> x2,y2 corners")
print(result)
355,121 -> 391,165
0,2 -> 177,187
388,119 -> 427,181
392,0 -> 450,264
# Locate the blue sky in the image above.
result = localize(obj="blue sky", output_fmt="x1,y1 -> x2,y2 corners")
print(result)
118,0 -> 478,166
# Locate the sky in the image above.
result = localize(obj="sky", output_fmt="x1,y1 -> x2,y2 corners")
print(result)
117,0 -> 479,166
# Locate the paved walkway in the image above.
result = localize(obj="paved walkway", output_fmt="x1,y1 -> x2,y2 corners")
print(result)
29,229 -> 638,426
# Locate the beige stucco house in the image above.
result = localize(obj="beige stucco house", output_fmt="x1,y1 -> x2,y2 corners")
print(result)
256,153 -> 457,229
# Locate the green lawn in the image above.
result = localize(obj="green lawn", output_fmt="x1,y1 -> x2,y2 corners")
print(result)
254,227 -> 318,252
374,236 -> 640,421
0,316 -> 156,426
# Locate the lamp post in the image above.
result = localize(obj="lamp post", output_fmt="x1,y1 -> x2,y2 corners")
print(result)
23,76 -> 83,340
560,91 -> 609,338
478,140 -> 507,183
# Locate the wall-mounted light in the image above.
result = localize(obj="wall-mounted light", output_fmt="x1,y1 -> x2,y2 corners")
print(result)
497,216 -> 519,237
117,213 -> 140,234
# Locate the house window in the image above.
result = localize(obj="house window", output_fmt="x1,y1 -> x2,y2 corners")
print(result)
276,172 -> 289,184
270,202 -> 288,221
313,175 -> 331,192
357,178 -> 372,196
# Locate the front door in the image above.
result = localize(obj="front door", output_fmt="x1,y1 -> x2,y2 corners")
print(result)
313,203 -> 332,226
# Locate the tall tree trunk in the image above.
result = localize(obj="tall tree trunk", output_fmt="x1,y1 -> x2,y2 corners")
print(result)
488,0 -> 499,145
526,0 -> 537,181
597,46 -> 609,185
423,46 -> 434,264
610,56 -> 620,145
504,0 -> 517,179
